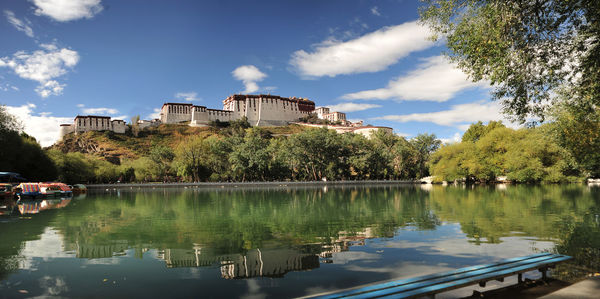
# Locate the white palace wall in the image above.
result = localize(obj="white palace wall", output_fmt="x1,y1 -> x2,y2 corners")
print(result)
162,94 -> 316,127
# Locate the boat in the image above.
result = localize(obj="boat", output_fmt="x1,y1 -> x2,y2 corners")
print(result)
0,183 -> 13,199
39,182 -> 73,198
14,183 -> 43,200
71,184 -> 87,194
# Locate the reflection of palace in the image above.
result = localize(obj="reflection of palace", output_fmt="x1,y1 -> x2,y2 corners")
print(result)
157,246 -> 319,279
219,248 -> 319,279
152,227 -> 377,279
75,242 -> 130,258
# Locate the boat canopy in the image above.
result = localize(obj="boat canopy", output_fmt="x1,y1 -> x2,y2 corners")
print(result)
18,183 -> 41,193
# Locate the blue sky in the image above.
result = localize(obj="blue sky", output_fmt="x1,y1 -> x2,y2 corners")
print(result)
0,0 -> 510,146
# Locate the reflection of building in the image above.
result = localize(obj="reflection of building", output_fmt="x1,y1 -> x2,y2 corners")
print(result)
75,242 -> 129,258
156,246 -> 319,279
220,248 -> 319,279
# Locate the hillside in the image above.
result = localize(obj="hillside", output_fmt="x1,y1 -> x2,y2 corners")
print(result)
51,123 -> 309,164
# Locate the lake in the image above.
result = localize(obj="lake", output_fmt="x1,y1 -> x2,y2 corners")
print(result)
0,184 -> 599,298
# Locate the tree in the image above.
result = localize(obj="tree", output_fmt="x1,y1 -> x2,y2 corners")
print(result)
0,106 -> 57,181
47,150 -> 94,184
278,128 -> 348,181
149,145 -> 175,178
548,100 -> 600,178
229,128 -> 271,181
419,0 -> 600,122
172,135 -> 211,182
429,126 -> 581,183
410,133 -> 441,178
0,105 -> 21,133
462,121 -> 505,143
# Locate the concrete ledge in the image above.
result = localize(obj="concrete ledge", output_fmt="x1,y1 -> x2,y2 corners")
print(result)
539,276 -> 600,299
86,180 -> 418,190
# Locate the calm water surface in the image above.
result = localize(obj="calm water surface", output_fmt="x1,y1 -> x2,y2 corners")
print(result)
1,184 -> 599,298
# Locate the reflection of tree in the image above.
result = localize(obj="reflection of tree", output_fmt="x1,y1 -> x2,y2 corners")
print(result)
0,205 -> 56,280
555,213 -> 600,271
52,186 -> 437,258
427,185 -> 599,245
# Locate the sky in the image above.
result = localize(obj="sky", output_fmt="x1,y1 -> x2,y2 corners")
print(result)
0,0 -> 514,147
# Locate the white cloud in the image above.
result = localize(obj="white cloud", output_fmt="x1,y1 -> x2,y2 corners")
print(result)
327,102 -> 381,112
0,82 -> 19,92
32,0 -> 103,22
372,100 -> 515,129
175,92 -> 201,102
289,21 -> 434,78
342,56 -> 488,102
371,6 -> 381,16
35,80 -> 64,97
0,44 -> 79,97
81,107 -> 118,115
148,108 -> 161,119
4,10 -> 34,37
232,65 -> 267,93
6,103 -> 72,147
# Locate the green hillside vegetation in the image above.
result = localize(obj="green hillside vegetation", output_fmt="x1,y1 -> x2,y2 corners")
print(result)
47,118 -> 440,184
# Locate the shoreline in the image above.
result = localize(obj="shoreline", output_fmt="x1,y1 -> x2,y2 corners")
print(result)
86,180 -> 418,190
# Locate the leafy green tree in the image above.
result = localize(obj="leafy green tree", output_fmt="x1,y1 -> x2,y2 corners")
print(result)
47,150 -> 94,184
430,126 -> 581,183
0,106 -> 57,181
420,0 -> 600,122
0,105 -> 21,133
149,145 -> 175,178
172,135 -> 211,182
267,137 -> 292,180
548,101 -> 600,177
204,136 -> 233,181
410,133 -> 441,178
278,128 -> 348,181
229,128 -> 271,181
462,121 -> 505,143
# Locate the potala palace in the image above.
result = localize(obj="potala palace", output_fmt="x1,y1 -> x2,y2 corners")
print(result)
58,94 -> 391,140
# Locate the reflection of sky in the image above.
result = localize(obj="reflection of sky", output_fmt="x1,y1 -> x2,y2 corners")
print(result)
0,224 -> 560,299
19,227 -> 73,271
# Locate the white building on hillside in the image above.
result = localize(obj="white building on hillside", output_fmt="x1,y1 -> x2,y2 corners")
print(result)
160,94 -> 316,127
59,115 -> 128,140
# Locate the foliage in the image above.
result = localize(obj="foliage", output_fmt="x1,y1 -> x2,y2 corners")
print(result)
299,113 -> 330,125
149,145 -> 175,178
462,120 -> 505,143
430,122 -> 582,183
0,105 -> 22,133
0,106 -> 57,181
419,0 -> 600,122
172,135 -> 212,182
47,150 -> 95,184
410,133 -> 441,178
547,101 -> 600,177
